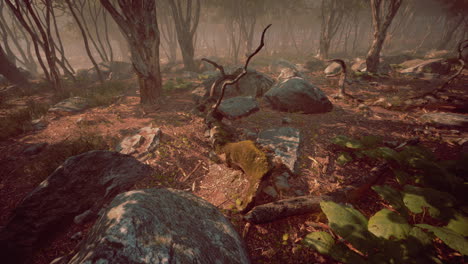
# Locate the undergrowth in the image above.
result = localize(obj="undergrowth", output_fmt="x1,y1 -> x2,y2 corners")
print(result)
303,135 -> 468,263
0,100 -> 50,141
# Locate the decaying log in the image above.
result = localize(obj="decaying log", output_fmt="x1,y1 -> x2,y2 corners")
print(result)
244,195 -> 336,224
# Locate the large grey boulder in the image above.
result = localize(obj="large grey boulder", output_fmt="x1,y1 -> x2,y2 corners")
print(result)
324,62 -> 342,76
264,77 -> 333,114
400,58 -> 451,75
304,58 -> 326,72
0,150 -> 151,264
420,112 -> 468,128
218,96 -> 259,120
56,189 -> 250,264
269,59 -> 297,73
257,127 -> 301,174
203,68 -> 273,98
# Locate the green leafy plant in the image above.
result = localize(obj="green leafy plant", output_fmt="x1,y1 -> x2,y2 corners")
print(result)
303,135 -> 468,262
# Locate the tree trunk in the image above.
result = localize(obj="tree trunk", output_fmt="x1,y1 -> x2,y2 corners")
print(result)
0,45 -> 29,86
366,0 -> 402,73
100,0 -> 162,105
438,15 -> 464,50
167,0 -> 200,72
317,0 -> 344,59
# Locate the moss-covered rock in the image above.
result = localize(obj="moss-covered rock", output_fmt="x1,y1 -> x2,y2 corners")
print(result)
223,140 -> 270,212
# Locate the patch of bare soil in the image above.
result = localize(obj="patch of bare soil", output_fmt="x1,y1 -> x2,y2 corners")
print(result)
0,68 -> 466,264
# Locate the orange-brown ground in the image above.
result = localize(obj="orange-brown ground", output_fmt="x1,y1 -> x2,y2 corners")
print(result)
0,68 -> 467,264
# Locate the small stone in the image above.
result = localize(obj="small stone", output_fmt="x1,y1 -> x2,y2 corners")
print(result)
294,190 -> 305,196
263,186 -> 278,198
23,143 -> 48,156
73,209 -> 94,225
282,117 -> 292,124
274,174 -> 291,192
208,151 -> 221,163
204,129 -> 210,138
70,232 -> 83,241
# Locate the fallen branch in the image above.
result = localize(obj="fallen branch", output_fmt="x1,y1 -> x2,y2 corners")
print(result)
327,59 -> 363,103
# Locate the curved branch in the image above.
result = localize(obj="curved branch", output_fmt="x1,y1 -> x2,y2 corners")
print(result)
212,24 -> 271,112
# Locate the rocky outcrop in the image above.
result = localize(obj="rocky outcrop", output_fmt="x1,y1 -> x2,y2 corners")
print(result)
218,96 -> 260,120
48,97 -> 89,116
0,150 -> 151,264
269,59 -> 297,73
257,127 -> 301,174
54,189 -> 250,264
304,58 -> 326,72
264,77 -> 333,114
400,59 -> 451,75
203,68 -> 273,98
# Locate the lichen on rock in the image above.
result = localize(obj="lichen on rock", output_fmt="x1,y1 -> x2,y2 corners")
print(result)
222,140 -> 270,212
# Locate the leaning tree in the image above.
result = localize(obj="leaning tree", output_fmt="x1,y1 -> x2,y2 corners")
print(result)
365,0 -> 403,73
100,0 -> 162,105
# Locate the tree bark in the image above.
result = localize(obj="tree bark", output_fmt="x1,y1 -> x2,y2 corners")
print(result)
100,0 -> 162,105
438,15 -> 464,50
366,0 -> 402,73
318,0 -> 344,59
167,0 -> 200,72
0,44 -> 29,87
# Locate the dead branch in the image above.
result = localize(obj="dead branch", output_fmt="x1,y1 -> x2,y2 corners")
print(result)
410,39 -> 467,100
212,24 -> 272,113
327,59 -> 363,103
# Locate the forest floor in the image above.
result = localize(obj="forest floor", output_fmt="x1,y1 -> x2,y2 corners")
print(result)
0,66 -> 467,263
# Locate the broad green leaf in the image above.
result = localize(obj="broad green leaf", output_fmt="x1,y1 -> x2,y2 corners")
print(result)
368,209 -> 411,240
303,231 -> 334,254
372,185 -> 407,217
402,185 -> 456,219
446,212 -> 468,236
303,231 -> 367,264
320,201 -> 377,254
408,227 -> 433,248
395,146 -> 435,168
332,135 -> 364,149
337,152 -> 353,166
375,147 -> 398,161
417,224 -> 468,256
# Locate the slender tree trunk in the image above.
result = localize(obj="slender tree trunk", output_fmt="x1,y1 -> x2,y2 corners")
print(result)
366,0 -> 402,73
438,15 -> 464,50
100,0 -> 162,105
167,0 -> 200,72
66,0 -> 103,83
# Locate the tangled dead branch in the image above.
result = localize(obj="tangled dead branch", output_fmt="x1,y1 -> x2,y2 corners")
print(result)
201,24 -> 272,126
327,59 -> 363,102
411,39 -> 467,100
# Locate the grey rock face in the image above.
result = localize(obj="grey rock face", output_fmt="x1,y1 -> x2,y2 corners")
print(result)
277,68 -> 304,83
218,96 -> 259,120
203,68 -> 274,98
60,189 -> 250,264
264,77 -> 333,114
400,58 -> 451,75
269,59 -> 297,73
116,126 -> 161,159
420,112 -> 468,128
257,127 -> 301,174
324,62 -> 342,75
0,150 -> 151,264
48,97 -> 89,116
